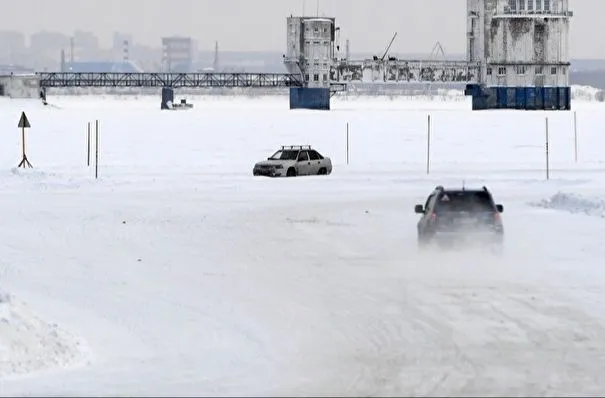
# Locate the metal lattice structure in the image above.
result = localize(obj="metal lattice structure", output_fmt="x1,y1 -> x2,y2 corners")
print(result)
37,72 -> 304,88
330,59 -> 481,83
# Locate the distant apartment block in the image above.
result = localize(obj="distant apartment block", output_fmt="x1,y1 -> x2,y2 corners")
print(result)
0,31 -> 26,64
113,32 -> 133,62
161,36 -> 196,72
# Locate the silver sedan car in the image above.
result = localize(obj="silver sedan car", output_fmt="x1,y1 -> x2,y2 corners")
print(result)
253,145 -> 333,177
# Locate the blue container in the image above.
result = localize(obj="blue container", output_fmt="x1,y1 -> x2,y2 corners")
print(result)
466,85 -> 571,111
161,87 -> 174,110
289,88 -> 330,110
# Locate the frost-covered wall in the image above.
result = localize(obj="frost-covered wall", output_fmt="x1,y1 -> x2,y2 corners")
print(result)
0,74 -> 42,98
285,16 -> 335,88
285,17 -> 304,75
467,0 -> 572,87
302,18 -> 334,88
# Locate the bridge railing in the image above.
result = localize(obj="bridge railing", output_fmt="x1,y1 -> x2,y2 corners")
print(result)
37,72 -> 305,88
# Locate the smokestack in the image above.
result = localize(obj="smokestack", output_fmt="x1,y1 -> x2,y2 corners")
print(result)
213,40 -> 219,71
60,49 -> 66,72
123,39 -> 129,62
70,37 -> 75,63
345,39 -> 350,61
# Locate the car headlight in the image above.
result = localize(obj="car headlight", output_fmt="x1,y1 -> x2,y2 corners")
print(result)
275,165 -> 283,169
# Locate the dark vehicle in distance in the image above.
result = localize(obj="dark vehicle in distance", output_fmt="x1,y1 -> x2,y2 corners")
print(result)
415,185 -> 504,253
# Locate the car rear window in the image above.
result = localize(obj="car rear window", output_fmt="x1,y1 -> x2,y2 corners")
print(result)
434,191 -> 495,213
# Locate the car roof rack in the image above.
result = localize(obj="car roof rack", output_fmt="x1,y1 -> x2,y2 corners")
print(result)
281,145 -> 312,150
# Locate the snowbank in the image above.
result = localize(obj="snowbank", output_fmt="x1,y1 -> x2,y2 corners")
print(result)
0,289 -> 83,378
530,193 -> 605,218
570,85 -> 605,102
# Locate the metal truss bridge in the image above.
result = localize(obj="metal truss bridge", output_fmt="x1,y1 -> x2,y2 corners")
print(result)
37,72 -> 304,89
331,59 -> 481,84
37,61 -> 479,92
37,60 -> 479,91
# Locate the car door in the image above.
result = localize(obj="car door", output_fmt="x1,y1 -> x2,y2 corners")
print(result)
307,150 -> 322,174
296,151 -> 312,175
419,193 -> 436,232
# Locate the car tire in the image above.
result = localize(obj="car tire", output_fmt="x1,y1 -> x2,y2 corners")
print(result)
491,244 -> 504,257
418,235 -> 429,251
286,167 -> 297,177
318,167 -> 327,175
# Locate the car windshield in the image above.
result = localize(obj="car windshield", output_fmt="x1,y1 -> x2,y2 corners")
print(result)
435,191 -> 495,213
269,150 -> 298,160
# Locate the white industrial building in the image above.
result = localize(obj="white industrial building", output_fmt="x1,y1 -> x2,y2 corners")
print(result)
284,1 -> 573,110
285,16 -> 336,89
467,0 -> 572,87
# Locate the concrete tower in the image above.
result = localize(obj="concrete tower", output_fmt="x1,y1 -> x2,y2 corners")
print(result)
465,0 -> 573,110
285,16 -> 336,110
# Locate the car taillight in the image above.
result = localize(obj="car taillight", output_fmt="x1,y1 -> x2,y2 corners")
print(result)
494,212 -> 502,223
430,213 -> 437,222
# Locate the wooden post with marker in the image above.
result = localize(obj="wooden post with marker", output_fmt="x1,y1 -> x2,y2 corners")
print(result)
426,114 -> 431,175
17,111 -> 33,168
87,122 -> 91,166
95,120 -> 99,179
545,117 -> 550,181
346,122 -> 349,165
573,111 -> 578,163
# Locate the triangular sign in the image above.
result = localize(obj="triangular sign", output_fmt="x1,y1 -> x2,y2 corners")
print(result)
18,111 -> 31,128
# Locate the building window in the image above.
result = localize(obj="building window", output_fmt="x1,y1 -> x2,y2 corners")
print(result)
551,66 -> 557,75
508,0 -> 516,11
519,0 -> 525,11
561,66 -> 567,75
528,0 -> 534,11
516,65 -> 526,74
536,0 -> 542,11
323,74 -> 328,82
313,74 -> 319,81
305,74 -> 309,81
498,66 -> 507,75
543,0 -> 550,12
487,67 -> 493,76
535,66 -> 544,75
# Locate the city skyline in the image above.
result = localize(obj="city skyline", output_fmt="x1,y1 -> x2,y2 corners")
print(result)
1,0 -> 602,58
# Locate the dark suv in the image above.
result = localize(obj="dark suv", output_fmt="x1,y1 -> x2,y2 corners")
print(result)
415,186 -> 504,252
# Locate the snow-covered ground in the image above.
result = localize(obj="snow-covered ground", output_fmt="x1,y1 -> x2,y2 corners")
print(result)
1,94 -> 605,396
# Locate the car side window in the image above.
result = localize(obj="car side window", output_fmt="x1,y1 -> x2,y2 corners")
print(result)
308,151 -> 320,160
424,194 -> 435,211
298,151 -> 309,161
309,151 -> 323,160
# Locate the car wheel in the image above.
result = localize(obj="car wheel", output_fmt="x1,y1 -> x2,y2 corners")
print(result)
318,167 -> 327,175
491,244 -> 504,257
418,235 -> 429,250
286,167 -> 297,177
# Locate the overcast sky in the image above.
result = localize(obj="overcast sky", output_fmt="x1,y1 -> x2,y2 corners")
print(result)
2,0 -> 600,58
